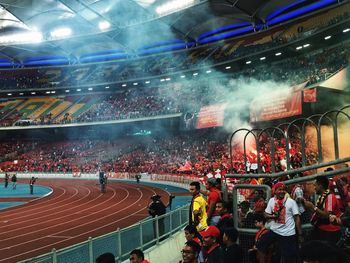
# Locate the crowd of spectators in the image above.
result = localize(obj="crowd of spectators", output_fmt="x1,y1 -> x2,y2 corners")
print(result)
0,128 -> 320,178
76,88 -> 180,123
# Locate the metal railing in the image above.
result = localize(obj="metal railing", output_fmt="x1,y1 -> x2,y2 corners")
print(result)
19,205 -> 189,263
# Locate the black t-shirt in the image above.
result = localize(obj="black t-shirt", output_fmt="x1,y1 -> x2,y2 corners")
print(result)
223,244 -> 243,263
148,200 -> 166,217
206,245 -> 224,263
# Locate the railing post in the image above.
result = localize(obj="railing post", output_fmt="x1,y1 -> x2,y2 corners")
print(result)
169,211 -> 173,236
117,228 -> 122,260
52,248 -> 57,263
88,237 -> 93,263
179,207 -> 182,226
155,216 -> 159,244
139,221 -> 143,250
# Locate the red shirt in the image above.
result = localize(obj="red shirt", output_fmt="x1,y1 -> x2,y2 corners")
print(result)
318,193 -> 341,232
207,188 -> 221,216
255,228 -> 268,243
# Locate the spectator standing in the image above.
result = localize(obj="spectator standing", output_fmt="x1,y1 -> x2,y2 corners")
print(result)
291,183 -> 305,215
183,225 -> 204,263
205,178 -> 222,226
136,174 -> 141,184
189,181 -> 208,232
248,213 -> 270,263
215,200 -> 234,244
238,201 -> 254,227
257,182 -> 302,263
222,227 -> 242,263
184,224 -> 202,244
99,171 -> 107,193
180,240 -> 202,263
304,175 -> 342,245
148,194 -> 166,239
4,173 -> 9,188
11,174 -> 17,190
29,176 -> 37,195
200,226 -> 223,263
129,249 -> 150,263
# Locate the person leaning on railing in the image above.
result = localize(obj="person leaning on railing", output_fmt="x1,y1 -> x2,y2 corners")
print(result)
148,194 -> 166,239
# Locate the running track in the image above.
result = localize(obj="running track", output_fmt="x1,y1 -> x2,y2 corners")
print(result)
0,179 -> 173,263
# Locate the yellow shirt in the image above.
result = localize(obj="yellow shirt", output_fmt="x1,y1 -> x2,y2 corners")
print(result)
192,194 -> 208,232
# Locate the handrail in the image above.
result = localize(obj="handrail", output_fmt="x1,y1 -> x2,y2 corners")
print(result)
18,204 -> 189,263
225,156 -> 350,179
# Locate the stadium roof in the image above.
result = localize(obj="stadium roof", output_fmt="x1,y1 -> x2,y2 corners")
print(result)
0,0 -> 344,64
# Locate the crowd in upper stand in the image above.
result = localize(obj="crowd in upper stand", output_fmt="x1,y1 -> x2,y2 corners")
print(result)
0,40 -> 348,127
76,88 -> 180,123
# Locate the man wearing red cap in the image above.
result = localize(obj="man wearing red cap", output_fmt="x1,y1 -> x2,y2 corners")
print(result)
257,182 -> 302,263
201,226 -> 223,263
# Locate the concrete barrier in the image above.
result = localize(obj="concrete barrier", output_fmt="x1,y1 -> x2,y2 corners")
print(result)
122,230 -> 185,263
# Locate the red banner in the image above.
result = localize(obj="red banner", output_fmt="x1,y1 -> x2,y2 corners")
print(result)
196,103 -> 226,129
250,83 -> 306,122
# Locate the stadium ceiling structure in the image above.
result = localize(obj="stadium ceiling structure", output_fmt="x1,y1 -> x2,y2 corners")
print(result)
0,0 -> 345,63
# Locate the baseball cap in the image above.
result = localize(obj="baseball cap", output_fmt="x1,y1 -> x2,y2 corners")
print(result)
207,177 -> 217,185
273,182 -> 286,191
200,226 -> 220,238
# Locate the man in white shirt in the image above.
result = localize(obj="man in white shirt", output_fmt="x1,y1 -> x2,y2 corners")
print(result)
257,182 -> 302,263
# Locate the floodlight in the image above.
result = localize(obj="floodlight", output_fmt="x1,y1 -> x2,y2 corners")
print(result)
0,31 -> 42,44
275,52 -> 282,56
50,27 -> 72,38
324,36 -> 331,40
99,21 -> 110,31
156,0 -> 195,15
